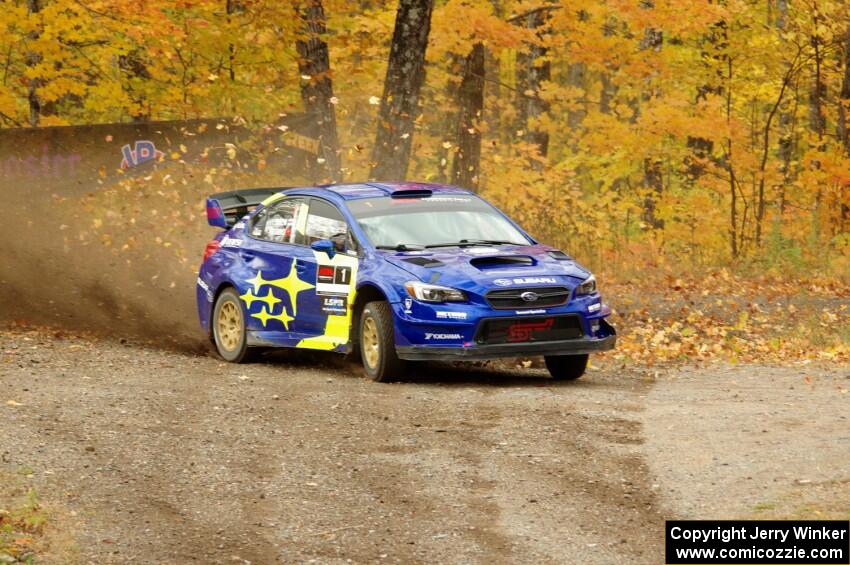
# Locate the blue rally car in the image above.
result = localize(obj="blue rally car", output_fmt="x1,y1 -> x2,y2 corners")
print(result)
197,182 -> 615,382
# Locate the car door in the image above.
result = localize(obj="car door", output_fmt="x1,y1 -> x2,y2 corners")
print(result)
293,197 -> 361,351
240,197 -> 319,342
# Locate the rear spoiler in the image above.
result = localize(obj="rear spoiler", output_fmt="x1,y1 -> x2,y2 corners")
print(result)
206,187 -> 287,229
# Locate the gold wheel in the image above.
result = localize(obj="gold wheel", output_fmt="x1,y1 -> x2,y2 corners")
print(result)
362,316 -> 380,369
217,300 -> 242,352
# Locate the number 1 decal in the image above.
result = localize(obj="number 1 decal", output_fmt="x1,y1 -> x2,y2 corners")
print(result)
317,265 -> 353,295
334,266 -> 352,285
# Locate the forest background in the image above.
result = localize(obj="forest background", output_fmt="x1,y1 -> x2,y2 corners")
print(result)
1,0 -> 849,362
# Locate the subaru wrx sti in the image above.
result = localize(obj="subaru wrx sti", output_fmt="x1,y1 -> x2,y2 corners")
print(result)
197,182 -> 615,381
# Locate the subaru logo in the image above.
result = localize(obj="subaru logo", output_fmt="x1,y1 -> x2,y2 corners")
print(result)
520,291 -> 539,302
493,278 -> 512,287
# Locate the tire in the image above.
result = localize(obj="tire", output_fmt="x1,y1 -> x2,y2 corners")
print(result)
359,301 -> 406,382
212,288 -> 252,363
544,354 -> 588,381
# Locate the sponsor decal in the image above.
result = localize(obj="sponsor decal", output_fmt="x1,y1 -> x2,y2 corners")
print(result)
588,302 -> 602,313
515,309 -> 546,315
317,265 -> 335,283
233,221 -> 245,230
316,264 -> 352,295
427,197 -> 471,203
220,236 -> 242,248
493,277 -> 557,286
197,277 -> 213,301
424,332 -> 462,340
296,250 -> 360,351
507,318 -> 554,342
243,261 -> 315,330
435,311 -> 467,320
465,247 -> 494,255
403,298 -> 413,314
120,140 -> 165,169
321,296 -> 347,315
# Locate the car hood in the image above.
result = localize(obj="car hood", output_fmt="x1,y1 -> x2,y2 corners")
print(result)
380,244 -> 591,290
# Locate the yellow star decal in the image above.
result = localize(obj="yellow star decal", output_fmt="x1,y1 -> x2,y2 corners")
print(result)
257,290 -> 281,310
251,305 -> 294,330
251,306 -> 274,327
246,271 -> 271,294
267,259 -> 315,317
240,289 -> 262,309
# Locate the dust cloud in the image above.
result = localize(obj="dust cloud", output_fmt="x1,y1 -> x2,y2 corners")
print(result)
1,128 -> 310,350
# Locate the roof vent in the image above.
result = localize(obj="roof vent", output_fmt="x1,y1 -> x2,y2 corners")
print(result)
390,188 -> 433,198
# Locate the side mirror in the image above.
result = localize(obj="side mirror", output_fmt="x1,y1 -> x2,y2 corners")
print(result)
330,232 -> 349,252
206,198 -> 229,229
311,239 -> 336,258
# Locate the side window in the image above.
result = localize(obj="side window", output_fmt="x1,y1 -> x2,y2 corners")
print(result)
252,198 -> 308,244
305,199 -> 351,248
250,208 -> 267,238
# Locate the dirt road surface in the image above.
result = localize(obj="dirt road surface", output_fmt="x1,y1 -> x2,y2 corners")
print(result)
1,329 -> 848,564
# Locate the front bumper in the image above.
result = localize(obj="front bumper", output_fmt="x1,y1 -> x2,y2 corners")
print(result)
396,332 -> 616,361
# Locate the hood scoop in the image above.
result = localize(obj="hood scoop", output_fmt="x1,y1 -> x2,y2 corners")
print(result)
548,250 -> 573,261
470,255 -> 536,270
402,256 -> 445,268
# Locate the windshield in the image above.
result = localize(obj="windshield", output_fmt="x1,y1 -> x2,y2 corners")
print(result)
345,194 -> 532,249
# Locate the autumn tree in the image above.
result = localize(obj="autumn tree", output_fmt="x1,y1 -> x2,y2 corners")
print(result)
0,0 -> 848,274
296,0 -> 341,181
370,0 -> 435,180
25,0 -> 44,126
512,5 -> 554,166
451,43 -> 485,189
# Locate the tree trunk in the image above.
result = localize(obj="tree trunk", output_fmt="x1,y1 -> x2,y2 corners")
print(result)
370,0 -> 434,180
840,25 -> 850,237
26,0 -> 43,127
776,0 -> 793,217
642,158 -> 664,229
639,0 -> 663,228
514,7 -> 551,165
296,0 -> 341,182
451,43 -> 485,190
729,140 -> 738,259
808,20 -> 826,143
838,24 -> 850,156
807,9 -> 826,249
118,50 -> 152,122
435,54 -> 462,183
226,0 -> 242,83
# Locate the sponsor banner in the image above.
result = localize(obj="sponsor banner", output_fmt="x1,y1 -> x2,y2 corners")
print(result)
666,520 -> 849,565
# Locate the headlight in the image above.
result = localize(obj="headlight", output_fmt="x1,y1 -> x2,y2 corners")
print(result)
405,281 -> 467,302
575,275 -> 597,296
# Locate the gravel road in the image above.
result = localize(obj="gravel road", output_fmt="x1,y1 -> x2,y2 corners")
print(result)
1,330 -> 847,564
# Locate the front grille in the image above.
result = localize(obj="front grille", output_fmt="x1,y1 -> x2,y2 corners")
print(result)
475,315 -> 584,345
485,286 -> 570,309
